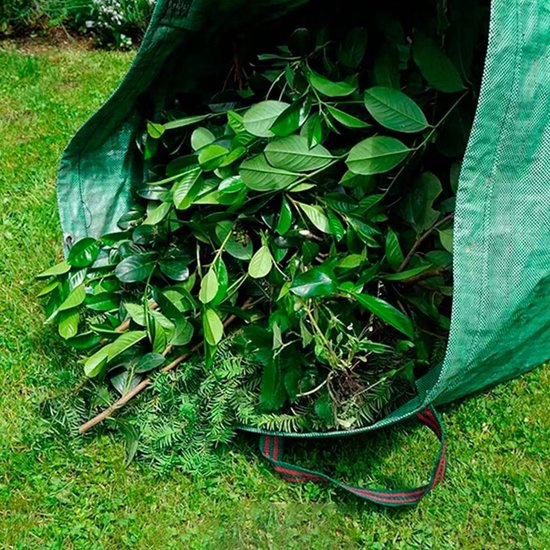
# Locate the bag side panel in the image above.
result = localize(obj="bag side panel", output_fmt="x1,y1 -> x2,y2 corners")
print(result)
427,0 -> 550,406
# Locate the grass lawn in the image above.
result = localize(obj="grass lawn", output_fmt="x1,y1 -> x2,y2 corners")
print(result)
0,42 -> 548,549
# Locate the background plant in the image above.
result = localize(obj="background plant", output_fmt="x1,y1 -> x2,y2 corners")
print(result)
0,0 -> 154,48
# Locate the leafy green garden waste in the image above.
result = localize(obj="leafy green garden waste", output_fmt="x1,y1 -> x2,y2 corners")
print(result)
50,0 -> 549,506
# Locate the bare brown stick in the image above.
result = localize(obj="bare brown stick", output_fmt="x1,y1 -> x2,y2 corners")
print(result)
79,300 -> 253,434
397,214 -> 454,273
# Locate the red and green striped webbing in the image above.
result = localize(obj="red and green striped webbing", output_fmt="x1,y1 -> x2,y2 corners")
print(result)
259,406 -> 446,507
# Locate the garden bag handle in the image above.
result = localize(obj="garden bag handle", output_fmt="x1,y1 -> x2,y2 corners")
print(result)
259,406 -> 446,507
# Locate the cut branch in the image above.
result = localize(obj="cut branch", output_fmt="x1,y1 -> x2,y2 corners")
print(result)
79,300 -> 253,434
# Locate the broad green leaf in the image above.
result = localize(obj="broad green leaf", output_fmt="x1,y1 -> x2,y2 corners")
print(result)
438,227 -> 454,252
412,32 -> 464,93
198,144 -> 228,170
326,105 -> 370,129
66,332 -> 101,350
336,254 -> 364,269
290,266 -> 337,298
354,293 -> 414,339
147,121 -> 165,139
37,260 -> 71,279
135,352 -> 165,373
172,166 -> 202,209
58,309 -> 79,339
111,371 -> 142,397
346,136 -> 410,175
364,86 -> 428,133
248,246 -> 273,279
400,172 -> 442,232
338,27 -> 368,69
203,308 -> 224,345
58,284 -> 86,312
264,135 -> 333,172
143,202 -> 171,226
171,317 -> 194,346
219,146 -> 247,167
385,229 -> 404,270
271,100 -> 310,137
67,238 -> 100,268
240,154 -> 298,191
308,70 -> 356,97
199,269 -> 219,304
151,316 -> 167,353
382,265 -> 432,280
37,280 -> 59,297
191,127 -> 215,150
163,114 -> 210,130
85,292 -> 120,312
159,259 -> 190,281
296,202 -> 331,234
276,198 -> 293,235
300,112 -> 325,147
84,330 -> 147,377
243,100 -> 290,137
115,253 -> 156,283
327,210 -> 345,241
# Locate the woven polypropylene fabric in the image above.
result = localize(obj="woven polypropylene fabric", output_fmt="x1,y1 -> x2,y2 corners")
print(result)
56,0 -> 550,436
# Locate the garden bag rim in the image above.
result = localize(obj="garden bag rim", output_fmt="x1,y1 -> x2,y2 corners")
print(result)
56,0 -> 550,440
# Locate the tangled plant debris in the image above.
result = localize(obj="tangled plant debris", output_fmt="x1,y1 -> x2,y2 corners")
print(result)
39,2 -> 488,465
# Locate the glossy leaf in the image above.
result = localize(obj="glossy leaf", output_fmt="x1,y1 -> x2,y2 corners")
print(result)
296,202 -> 330,234
58,284 -> 86,312
199,269 -> 219,304
248,246 -> 273,279
37,260 -> 71,279
191,127 -> 215,150
84,330 -> 147,377
276,198 -> 293,235
364,86 -> 429,133
385,229 -> 404,270
135,352 -> 165,373
198,144 -> 228,170
203,308 -> 224,346
326,105 -> 370,129
115,253 -> 156,283
354,293 -> 414,339
264,135 -> 333,172
243,100 -> 290,137
412,32 -> 464,93
346,136 -> 410,175
308,70 -> 356,97
173,166 -> 202,209
240,154 -> 298,191
163,114 -> 209,130
58,309 -> 79,339
143,202 -> 171,226
67,238 -> 100,268
290,266 -> 337,298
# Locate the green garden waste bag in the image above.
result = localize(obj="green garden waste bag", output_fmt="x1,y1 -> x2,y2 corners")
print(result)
55,0 -> 550,506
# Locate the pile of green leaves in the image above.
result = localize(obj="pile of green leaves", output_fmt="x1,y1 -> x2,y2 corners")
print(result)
39,2 -> 487,436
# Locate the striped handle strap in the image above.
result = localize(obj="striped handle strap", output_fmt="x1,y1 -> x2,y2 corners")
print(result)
259,406 -> 446,507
